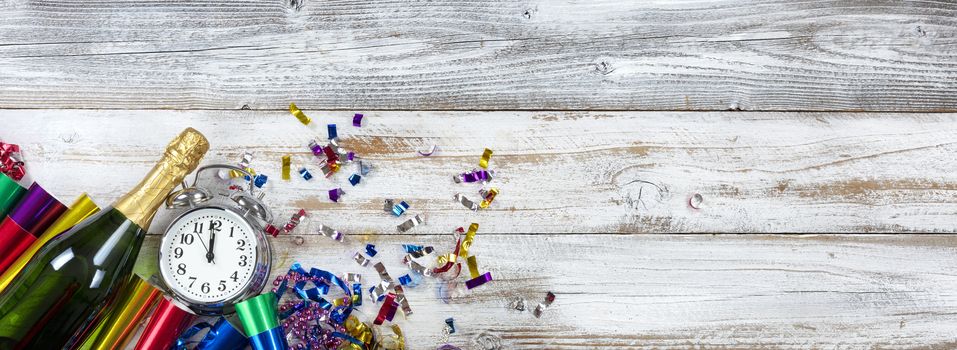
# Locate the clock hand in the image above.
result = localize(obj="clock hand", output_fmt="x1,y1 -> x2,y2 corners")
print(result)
207,228 -> 216,263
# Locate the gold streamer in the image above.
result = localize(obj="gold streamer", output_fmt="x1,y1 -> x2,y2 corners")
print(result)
77,277 -> 162,350
289,102 -> 312,125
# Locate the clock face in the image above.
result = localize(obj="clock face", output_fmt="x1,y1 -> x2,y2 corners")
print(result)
159,207 -> 258,304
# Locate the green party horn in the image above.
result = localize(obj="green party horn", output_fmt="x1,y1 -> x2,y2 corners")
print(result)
0,173 -> 25,217
235,293 -> 286,350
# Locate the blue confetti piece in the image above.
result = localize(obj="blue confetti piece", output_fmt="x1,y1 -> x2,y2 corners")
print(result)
365,244 -> 377,257
349,174 -> 361,186
398,274 -> 412,286
328,124 -> 338,140
392,201 -> 410,217
298,167 -> 313,181
253,174 -> 268,188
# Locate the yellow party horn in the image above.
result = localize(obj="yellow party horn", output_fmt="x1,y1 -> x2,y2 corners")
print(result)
76,276 -> 162,350
0,193 -> 100,292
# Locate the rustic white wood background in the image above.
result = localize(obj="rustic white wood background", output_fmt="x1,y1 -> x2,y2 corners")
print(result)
3,0 -> 957,349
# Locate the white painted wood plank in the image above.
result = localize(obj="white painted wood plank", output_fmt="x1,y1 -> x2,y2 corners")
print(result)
130,234 -> 957,349
6,110 -> 957,233
1,1 -> 955,111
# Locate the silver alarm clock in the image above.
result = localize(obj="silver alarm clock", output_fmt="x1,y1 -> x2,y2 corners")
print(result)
158,164 -> 273,315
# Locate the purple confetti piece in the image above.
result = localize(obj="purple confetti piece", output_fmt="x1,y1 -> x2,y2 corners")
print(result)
329,188 -> 344,202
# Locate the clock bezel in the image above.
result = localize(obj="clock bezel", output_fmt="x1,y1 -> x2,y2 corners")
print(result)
158,205 -> 271,316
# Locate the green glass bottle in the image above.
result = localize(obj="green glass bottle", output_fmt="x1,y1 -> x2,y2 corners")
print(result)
0,128 -> 208,349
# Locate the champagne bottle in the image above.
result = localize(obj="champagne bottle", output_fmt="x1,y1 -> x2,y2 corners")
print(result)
0,128 -> 209,349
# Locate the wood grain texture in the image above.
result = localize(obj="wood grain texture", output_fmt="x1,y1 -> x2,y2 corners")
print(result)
130,234 -> 957,349
6,109 -> 957,233
1,1 -> 956,111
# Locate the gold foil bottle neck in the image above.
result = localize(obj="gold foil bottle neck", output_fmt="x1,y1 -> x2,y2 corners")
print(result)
114,128 -> 209,229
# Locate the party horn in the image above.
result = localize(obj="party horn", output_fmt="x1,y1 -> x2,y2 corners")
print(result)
134,298 -> 197,350
0,182 -> 67,273
0,193 -> 99,292
76,276 -> 162,350
236,293 -> 286,350
0,173 -> 25,217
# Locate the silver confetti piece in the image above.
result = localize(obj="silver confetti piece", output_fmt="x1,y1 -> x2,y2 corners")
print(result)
344,273 -> 361,283
383,199 -> 394,213
402,255 -> 434,277
353,252 -> 370,267
533,303 -> 546,318
454,193 -> 479,211
318,224 -> 344,242
239,151 -> 253,169
397,214 -> 425,233
373,262 -> 394,283
394,285 -> 413,316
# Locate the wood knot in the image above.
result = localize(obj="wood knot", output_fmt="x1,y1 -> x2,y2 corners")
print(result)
594,60 -> 614,75
240,104 -> 251,110
522,10 -> 532,19
288,0 -> 304,12
915,25 -> 927,37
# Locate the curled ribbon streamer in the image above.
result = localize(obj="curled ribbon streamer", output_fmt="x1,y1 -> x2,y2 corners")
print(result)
417,145 -> 437,157
0,142 -> 25,181
172,321 -> 212,350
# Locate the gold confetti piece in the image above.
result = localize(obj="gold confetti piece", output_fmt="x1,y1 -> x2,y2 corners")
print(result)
467,255 -> 480,279
459,223 -> 479,258
479,148 -> 493,169
281,155 -> 291,180
289,102 -> 312,125
479,187 -> 499,209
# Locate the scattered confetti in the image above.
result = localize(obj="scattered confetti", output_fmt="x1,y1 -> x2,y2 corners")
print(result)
298,167 -> 313,181
479,148 -> 493,169
357,160 -> 372,175
365,244 -> 378,257
508,297 -> 527,311
265,224 -> 282,237
396,214 -> 425,233
353,114 -> 364,127
466,256 -> 480,279
349,174 -> 361,186
454,169 -> 494,184
281,155 -> 291,180
253,174 -> 268,188
417,144 -> 437,157
444,318 -> 456,334
454,193 -> 479,211
374,293 -> 398,325
318,224 -> 344,242
328,124 -> 338,140
289,103 -> 311,125
353,252 -> 371,267
392,201 -> 410,217
479,188 -> 499,209
280,209 -> 307,234
329,188 -> 344,202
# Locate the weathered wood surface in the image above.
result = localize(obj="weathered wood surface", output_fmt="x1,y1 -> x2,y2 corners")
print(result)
130,234 -> 957,349
1,1 -> 956,111
7,110 -> 957,233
